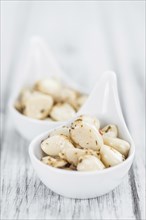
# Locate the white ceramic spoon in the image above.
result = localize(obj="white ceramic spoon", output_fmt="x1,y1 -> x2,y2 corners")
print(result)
78,71 -> 133,141
9,37 -> 87,140
29,71 -> 135,199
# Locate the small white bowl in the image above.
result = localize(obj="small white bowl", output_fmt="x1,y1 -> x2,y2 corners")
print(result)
29,128 -> 134,199
9,36 -> 88,140
9,105 -> 64,140
29,72 -> 135,199
9,80 -> 87,140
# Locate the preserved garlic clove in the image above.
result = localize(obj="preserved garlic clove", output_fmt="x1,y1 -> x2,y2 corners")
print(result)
41,135 -> 74,156
34,78 -> 61,101
103,137 -> 130,157
57,87 -> 78,107
14,100 -> 22,112
100,145 -> 125,167
59,148 -> 86,166
50,103 -> 76,121
100,124 -> 118,138
42,156 -> 67,168
78,115 -> 100,130
19,88 -> 33,107
23,92 -> 53,119
49,126 -> 70,138
77,155 -> 105,171
70,120 -> 103,150
85,149 -> 101,160
59,146 -> 100,166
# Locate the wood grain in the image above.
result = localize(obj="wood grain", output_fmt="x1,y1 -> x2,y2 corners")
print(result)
1,99 -> 145,220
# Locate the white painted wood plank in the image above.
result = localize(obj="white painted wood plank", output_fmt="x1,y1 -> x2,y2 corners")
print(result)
1,113 -> 144,219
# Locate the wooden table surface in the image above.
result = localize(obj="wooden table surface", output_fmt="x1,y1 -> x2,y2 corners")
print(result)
1,114 -> 145,220
1,2 -> 145,219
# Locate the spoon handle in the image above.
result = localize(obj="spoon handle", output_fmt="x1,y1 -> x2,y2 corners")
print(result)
78,71 -> 116,116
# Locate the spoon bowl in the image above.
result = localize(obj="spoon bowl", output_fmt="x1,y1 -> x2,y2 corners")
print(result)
9,37 -> 87,140
9,79 -> 87,140
29,71 -> 135,198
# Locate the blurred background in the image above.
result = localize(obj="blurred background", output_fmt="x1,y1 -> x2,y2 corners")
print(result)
1,1 -> 145,149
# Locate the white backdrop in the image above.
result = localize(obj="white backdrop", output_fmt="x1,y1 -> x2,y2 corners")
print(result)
1,1 -> 145,156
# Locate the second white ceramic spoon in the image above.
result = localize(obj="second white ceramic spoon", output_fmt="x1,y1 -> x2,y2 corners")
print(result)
28,71 -> 135,199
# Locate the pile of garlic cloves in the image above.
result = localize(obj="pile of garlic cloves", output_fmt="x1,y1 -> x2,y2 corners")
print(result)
15,78 -> 87,121
41,115 -> 130,171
